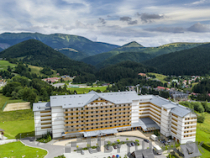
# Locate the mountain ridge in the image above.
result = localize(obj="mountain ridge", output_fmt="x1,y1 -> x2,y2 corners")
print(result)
0,32 -> 119,60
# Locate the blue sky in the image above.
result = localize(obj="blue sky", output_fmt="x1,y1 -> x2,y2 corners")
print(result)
0,0 -> 210,46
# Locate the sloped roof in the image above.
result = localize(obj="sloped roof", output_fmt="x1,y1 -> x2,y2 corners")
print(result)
50,91 -> 139,108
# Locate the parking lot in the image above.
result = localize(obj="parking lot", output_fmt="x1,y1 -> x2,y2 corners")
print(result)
64,136 -> 167,158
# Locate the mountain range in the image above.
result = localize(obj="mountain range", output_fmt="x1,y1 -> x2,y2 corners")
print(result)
0,39 -> 95,77
1,32 -> 210,77
81,41 -> 206,68
0,32 -> 119,60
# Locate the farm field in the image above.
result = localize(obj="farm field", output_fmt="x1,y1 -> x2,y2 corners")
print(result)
0,141 -> 47,158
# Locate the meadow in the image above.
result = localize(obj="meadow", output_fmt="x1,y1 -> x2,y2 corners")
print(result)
0,141 -> 47,158
147,72 -> 167,83
0,60 -> 16,71
0,93 -> 34,139
196,112 -> 210,157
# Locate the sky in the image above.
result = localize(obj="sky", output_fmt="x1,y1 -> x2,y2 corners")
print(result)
1,0 -> 210,46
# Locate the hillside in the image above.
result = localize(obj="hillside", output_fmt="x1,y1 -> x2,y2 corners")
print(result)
95,61 -> 156,83
57,48 -> 88,61
0,32 -> 119,60
82,42 -> 206,66
81,41 -> 145,65
96,52 -> 152,68
144,43 -> 210,75
0,39 -> 95,76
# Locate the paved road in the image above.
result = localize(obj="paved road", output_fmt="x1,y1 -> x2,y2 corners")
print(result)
21,137 -> 65,158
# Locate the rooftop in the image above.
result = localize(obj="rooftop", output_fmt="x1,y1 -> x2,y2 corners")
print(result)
33,91 -> 193,117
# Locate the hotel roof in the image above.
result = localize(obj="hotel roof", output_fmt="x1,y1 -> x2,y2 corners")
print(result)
50,91 -> 139,108
33,91 -> 193,117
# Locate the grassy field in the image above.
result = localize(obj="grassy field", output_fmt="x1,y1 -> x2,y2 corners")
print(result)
68,86 -> 108,94
196,112 -> 210,157
0,141 -> 47,158
0,93 -> 34,139
0,120 -> 34,139
147,72 -> 167,83
0,60 -> 16,71
28,65 -> 57,77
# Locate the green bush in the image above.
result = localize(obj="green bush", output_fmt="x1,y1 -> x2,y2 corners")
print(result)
36,131 -> 52,143
201,101 -> 210,112
54,155 -> 66,158
202,143 -> 210,151
197,115 -> 205,123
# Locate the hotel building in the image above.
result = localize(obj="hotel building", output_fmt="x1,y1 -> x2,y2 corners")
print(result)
33,91 -> 197,144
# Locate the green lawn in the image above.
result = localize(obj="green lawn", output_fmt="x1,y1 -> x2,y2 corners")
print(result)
0,141 -> 47,158
0,120 -> 34,139
0,60 -> 16,71
0,93 -> 34,139
147,72 -> 167,83
196,112 -> 210,157
68,86 -> 108,94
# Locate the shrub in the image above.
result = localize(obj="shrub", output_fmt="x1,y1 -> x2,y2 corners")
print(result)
197,115 -> 205,123
202,143 -> 210,151
192,102 -> 204,113
54,155 -> 66,158
201,101 -> 210,112
36,131 -> 52,143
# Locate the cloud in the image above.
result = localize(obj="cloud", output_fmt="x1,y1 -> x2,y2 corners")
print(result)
145,27 -> 185,33
98,18 -> 106,25
120,16 -> 132,21
137,13 -> 165,23
188,23 -> 210,32
192,0 -> 206,5
128,20 -> 138,25
119,16 -> 137,25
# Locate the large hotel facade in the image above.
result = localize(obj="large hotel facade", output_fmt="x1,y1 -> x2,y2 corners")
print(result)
33,91 -> 197,144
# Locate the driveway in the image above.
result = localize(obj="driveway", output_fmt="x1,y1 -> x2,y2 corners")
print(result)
21,137 -> 65,158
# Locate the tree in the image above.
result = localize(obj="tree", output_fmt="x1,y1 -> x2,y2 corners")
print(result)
7,66 -> 12,72
201,101 -> 210,112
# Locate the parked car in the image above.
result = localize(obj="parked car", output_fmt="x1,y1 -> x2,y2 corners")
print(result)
131,142 -> 135,146
144,139 -> 149,143
113,145 -> 117,149
127,152 -> 131,156
105,145 -> 111,150
127,143 -> 131,147
117,144 -> 121,148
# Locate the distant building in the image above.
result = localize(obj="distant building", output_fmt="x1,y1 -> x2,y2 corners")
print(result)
42,77 -> 60,83
155,86 -> 170,91
138,73 -> 146,77
52,83 -> 65,88
61,75 -> 74,81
